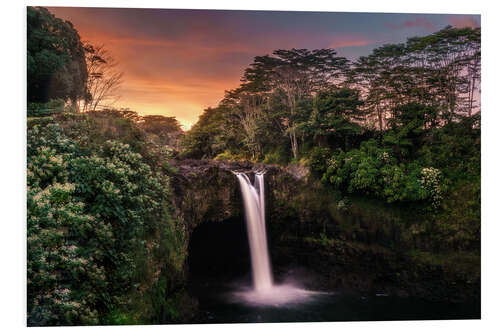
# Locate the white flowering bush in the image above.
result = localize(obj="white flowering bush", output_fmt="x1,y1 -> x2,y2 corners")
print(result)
27,183 -> 107,325
419,167 -> 443,209
27,119 -> 185,325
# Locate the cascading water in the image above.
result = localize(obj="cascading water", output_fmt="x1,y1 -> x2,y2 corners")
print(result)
233,171 -> 318,306
235,172 -> 273,291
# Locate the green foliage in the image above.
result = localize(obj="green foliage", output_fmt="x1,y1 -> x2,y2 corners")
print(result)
321,139 -> 442,205
28,99 -> 66,117
140,115 -> 183,147
27,116 -> 186,326
419,114 -> 480,183
180,107 -> 235,159
383,103 -> 438,160
214,150 -> 245,162
27,7 -> 88,103
262,145 -> 291,165
54,110 -> 145,155
432,181 -> 480,251
102,310 -> 141,325
27,183 -> 104,325
306,146 -> 332,175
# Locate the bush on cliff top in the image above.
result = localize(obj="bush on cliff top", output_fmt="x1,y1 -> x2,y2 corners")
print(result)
27,114 -> 186,326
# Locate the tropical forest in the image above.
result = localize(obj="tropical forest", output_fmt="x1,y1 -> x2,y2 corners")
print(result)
27,6 -> 480,325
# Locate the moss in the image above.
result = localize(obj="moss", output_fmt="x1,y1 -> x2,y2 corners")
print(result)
102,310 -> 143,325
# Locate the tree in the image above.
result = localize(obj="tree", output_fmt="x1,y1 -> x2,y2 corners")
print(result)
383,102 -> 437,159
405,26 -> 481,122
353,43 -> 407,131
353,26 -> 481,130
221,88 -> 268,159
140,115 -> 183,147
82,43 -> 124,112
27,6 -> 88,105
241,48 -> 350,159
180,107 -> 235,159
300,88 -> 365,150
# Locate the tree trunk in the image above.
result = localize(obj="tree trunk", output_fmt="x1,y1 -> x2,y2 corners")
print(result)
290,129 -> 298,159
71,98 -> 79,112
469,75 -> 476,117
377,107 -> 383,132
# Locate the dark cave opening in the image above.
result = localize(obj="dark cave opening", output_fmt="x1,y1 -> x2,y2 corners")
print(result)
187,217 -> 252,282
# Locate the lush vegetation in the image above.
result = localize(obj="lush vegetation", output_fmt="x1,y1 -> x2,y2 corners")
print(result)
27,7 -> 87,105
179,25 -> 481,277
27,6 -> 480,325
181,26 -> 480,210
27,112 -> 187,326
27,7 -> 189,325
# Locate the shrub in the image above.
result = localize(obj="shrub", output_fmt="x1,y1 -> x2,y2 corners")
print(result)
306,146 -> 332,175
262,145 -> 290,165
27,120 -> 185,325
321,139 -> 440,205
28,99 -> 66,117
214,150 -> 244,161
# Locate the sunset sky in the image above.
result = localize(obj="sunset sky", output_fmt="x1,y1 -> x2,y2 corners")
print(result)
47,7 -> 480,130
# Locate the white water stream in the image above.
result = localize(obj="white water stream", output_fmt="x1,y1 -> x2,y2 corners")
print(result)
235,173 -> 273,291
234,172 -> 317,306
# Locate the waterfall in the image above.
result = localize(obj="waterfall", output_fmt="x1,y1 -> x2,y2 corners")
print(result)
233,171 -> 317,306
235,172 -> 273,291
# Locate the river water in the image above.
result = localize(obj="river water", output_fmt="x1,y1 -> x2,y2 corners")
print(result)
189,276 -> 480,323
187,172 -> 479,324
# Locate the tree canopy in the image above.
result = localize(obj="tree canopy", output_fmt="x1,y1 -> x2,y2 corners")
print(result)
182,26 -> 481,165
27,6 -> 88,104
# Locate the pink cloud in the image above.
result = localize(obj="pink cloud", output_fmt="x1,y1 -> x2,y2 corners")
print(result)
329,36 -> 372,49
448,16 -> 480,29
384,18 -> 434,31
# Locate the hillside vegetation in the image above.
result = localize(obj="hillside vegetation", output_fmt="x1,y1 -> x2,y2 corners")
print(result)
27,6 -> 480,325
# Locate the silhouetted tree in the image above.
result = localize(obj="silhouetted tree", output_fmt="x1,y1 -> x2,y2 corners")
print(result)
83,43 -> 124,112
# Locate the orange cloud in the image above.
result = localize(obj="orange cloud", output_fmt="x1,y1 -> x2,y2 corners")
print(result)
44,7 -> 479,131
48,7 -> 254,130
449,16 -> 480,29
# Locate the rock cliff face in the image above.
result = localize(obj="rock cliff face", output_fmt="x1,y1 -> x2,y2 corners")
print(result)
169,159 -> 479,303
169,159 -> 312,231
170,160 -> 277,232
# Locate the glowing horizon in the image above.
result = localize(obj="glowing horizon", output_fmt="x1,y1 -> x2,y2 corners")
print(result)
46,7 -> 480,130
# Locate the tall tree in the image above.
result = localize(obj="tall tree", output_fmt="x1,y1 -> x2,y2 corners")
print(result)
301,88 -> 365,150
27,7 -> 88,105
353,43 -> 407,131
82,43 -> 124,112
181,106 -> 238,159
242,48 -> 350,159
221,87 -> 269,159
405,26 -> 481,122
353,26 -> 481,130
140,115 -> 183,147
